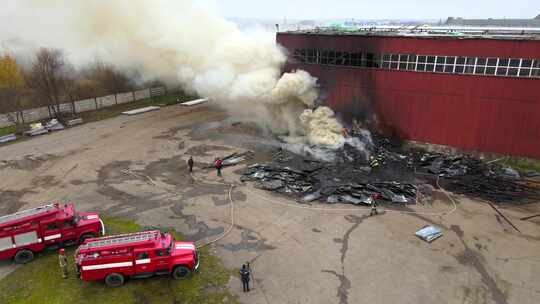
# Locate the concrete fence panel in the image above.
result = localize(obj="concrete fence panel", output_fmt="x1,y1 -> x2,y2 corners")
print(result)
59,102 -> 74,113
1,87 -> 166,129
97,95 -> 116,108
0,114 -> 14,128
74,99 -> 97,113
150,87 -> 166,97
134,89 -> 150,101
116,92 -> 134,104
22,107 -> 50,122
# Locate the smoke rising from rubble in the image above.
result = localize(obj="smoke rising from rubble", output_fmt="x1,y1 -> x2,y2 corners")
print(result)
1,0 -> 367,157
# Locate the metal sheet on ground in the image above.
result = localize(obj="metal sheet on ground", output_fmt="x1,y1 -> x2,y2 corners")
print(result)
121,106 -> 161,116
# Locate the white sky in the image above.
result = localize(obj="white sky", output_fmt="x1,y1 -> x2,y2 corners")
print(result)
216,0 -> 540,20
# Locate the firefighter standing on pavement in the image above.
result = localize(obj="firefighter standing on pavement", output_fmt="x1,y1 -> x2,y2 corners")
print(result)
187,156 -> 194,173
59,248 -> 68,279
370,193 -> 380,216
215,157 -> 223,177
240,264 -> 251,292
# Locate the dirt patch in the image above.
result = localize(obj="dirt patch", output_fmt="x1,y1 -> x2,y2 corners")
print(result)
31,175 -> 61,188
170,201 -> 225,241
0,190 -> 30,216
185,145 -> 233,157
0,154 -> 58,171
219,227 -> 276,252
451,225 -> 509,304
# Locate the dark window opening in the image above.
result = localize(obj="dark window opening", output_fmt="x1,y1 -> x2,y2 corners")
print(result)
496,67 -> 508,76
508,68 -> 519,76
476,58 -> 486,66
509,59 -> 520,67
487,58 -> 498,66
475,67 -> 486,74
519,68 -> 531,76
521,59 -> 532,67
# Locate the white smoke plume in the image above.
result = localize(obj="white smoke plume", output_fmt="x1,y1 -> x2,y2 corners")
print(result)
0,0 -> 344,148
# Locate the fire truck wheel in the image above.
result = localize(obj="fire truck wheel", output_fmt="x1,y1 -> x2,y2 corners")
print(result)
105,273 -> 125,287
14,249 -> 34,264
172,265 -> 191,280
78,233 -> 96,244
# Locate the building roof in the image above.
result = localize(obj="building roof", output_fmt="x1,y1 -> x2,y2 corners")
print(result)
281,26 -> 540,41
445,15 -> 540,28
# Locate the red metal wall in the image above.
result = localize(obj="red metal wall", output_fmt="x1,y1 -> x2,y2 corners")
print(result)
277,33 -> 540,159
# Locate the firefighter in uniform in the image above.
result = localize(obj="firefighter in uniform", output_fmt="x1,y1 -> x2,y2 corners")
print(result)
187,156 -> 194,173
215,158 -> 223,177
240,264 -> 251,292
59,248 -> 68,279
370,193 -> 380,216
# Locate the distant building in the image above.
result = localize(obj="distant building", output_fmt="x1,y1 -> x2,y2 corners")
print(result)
445,15 -> 540,27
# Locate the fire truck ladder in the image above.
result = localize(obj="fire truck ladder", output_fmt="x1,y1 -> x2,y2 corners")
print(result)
0,203 -> 57,225
82,230 -> 159,248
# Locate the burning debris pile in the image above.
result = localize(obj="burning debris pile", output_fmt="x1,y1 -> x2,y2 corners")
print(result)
241,164 -> 316,193
241,129 -> 540,205
241,163 -> 418,205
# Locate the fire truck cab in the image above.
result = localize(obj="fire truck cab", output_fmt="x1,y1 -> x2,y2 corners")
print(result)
75,230 -> 199,287
0,203 -> 104,264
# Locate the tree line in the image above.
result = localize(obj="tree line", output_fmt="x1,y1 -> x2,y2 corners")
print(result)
0,47 -> 150,129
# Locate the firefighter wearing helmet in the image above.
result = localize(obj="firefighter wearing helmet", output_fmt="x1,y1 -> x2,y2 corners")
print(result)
59,248 -> 68,279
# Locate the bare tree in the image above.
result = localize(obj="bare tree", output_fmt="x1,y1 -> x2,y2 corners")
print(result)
86,61 -> 135,95
28,48 -> 68,117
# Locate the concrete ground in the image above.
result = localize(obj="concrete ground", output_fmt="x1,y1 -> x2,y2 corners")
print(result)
1,104 -> 539,304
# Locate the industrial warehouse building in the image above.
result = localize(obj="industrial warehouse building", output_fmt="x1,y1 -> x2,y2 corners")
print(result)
277,28 -> 540,159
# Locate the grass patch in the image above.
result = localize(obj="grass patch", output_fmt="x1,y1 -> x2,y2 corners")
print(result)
0,217 -> 238,304
504,157 -> 540,173
0,125 -> 17,137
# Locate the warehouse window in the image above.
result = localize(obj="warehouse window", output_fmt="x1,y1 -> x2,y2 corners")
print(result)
291,48 -> 539,79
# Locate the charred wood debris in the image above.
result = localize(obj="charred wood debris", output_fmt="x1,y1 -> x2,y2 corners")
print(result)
240,134 -> 540,206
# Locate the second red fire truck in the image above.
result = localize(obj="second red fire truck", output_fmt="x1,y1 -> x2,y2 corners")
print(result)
75,230 -> 199,287
0,203 -> 104,263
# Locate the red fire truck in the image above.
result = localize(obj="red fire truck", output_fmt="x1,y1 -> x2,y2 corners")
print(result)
75,230 -> 199,287
0,203 -> 104,264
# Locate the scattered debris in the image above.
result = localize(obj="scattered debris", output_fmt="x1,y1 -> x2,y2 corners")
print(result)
0,134 -> 17,143
121,106 -> 160,116
67,118 -> 83,127
520,214 -> 540,221
487,202 -> 521,233
179,98 -> 208,106
45,119 -> 65,131
221,151 -> 253,167
241,163 -> 417,205
415,225 -> 443,243
24,123 -> 48,136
